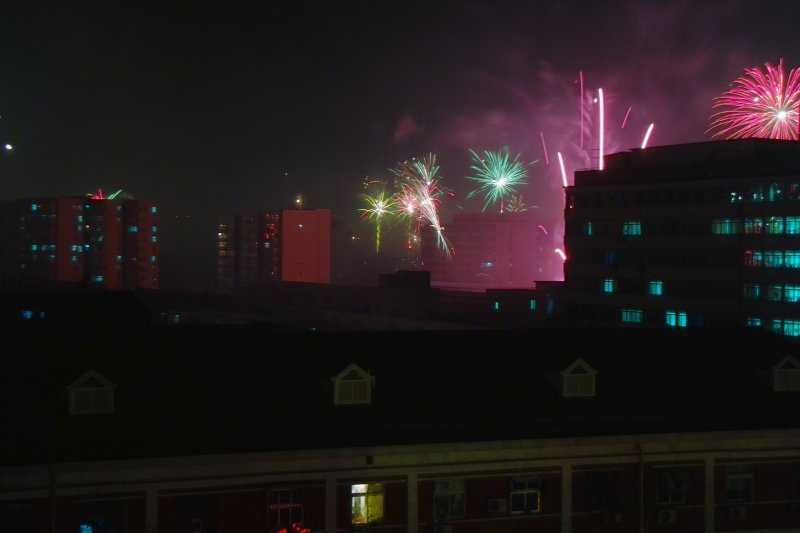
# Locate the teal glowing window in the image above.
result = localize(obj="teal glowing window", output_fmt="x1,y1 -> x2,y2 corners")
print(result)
785,251 -> 800,268
711,218 -> 742,234
744,250 -> 763,267
787,216 -> 800,234
21,310 -> 33,320
529,299 -> 537,310
746,317 -> 762,327
744,218 -> 764,234
79,525 -> 93,533
749,185 -> 764,201
151,206 -> 157,214
152,226 -> 157,233
766,285 -> 783,301
785,285 -> 800,302
621,309 -> 643,323
151,255 -> 157,263
769,319 -> 783,333
765,250 -> 783,267
77,215 -> 83,223
768,182 -> 783,201
30,244 -> 38,251
116,255 -> 122,262
127,225 -> 138,233
603,278 -> 615,293
666,310 -> 687,327
71,255 -> 77,263
493,301 -> 500,311
649,280 -> 663,295
767,216 -> 785,234
31,203 -> 38,211
622,220 -> 641,235
93,275 -> 104,282
742,283 -> 760,299
151,236 -> 157,243
583,222 -> 593,236
784,320 -> 800,336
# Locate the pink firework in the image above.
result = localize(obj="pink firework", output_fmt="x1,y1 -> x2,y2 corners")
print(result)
707,58 -> 800,140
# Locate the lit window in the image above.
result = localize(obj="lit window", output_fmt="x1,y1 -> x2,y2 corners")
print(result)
151,236 -> 157,243
152,226 -> 157,233
783,320 -> 800,337
30,244 -> 37,251
785,285 -> 800,302
128,226 -> 138,233
744,218 -> 764,234
584,221 -> 593,236
766,285 -> 783,301
764,250 -> 783,267
785,251 -> 800,268
529,299 -> 536,310
767,216 -> 785,234
725,464 -> 753,501
151,206 -> 157,214
21,310 -> 33,320
93,275 -> 104,282
351,484 -> 384,525
602,278 -> 615,293
71,255 -> 77,263
743,250 -> 763,267
116,255 -> 122,262
79,525 -> 93,533
433,480 -> 466,521
742,283 -> 760,299
151,256 -> 157,263
510,478 -> 542,514
621,309 -> 643,323
712,218 -> 742,235
649,280 -> 663,295
768,182 -> 783,201
493,301 -> 500,310
666,311 -> 676,327
746,317 -> 762,327
787,216 -> 800,234
31,203 -> 38,211
622,220 -> 641,235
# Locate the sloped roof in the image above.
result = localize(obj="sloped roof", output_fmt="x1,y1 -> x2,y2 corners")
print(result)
0,325 -> 798,466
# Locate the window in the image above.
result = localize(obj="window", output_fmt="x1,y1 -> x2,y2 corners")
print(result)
773,355 -> 800,391
332,364 -> 374,405
268,488 -> 303,532
433,480 -> 466,521
725,464 -> 753,501
621,309 -> 643,323
127,225 -> 138,233
766,285 -> 783,301
768,182 -> 783,201
584,221 -> 593,236
151,206 -> 157,214
784,320 -> 800,337
767,216 -> 785,234
786,251 -> 800,268
603,278 -> 615,293
68,370 -> 115,415
744,218 -> 764,234
788,216 -> 800,234
649,280 -> 663,296
712,218 -> 742,235
665,311 -> 687,327
657,468 -> 692,504
764,250 -> 783,267
622,220 -> 642,236
528,299 -> 536,310
746,317 -> 762,327
510,478 -> 542,514
493,301 -> 500,311
351,483 -> 384,525
742,283 -> 760,299
744,250 -> 763,267
561,358 -> 597,397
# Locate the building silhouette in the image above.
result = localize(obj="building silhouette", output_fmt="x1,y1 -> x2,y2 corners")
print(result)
0,196 -> 159,290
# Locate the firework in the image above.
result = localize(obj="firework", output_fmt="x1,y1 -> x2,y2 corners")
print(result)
554,248 -> 567,261
557,151 -> 568,187
641,123 -> 655,149
390,153 -> 454,257
707,58 -> 800,140
505,195 -> 528,213
598,88 -> 605,170
358,184 -> 397,255
621,106 -> 632,129
539,132 -> 549,165
466,148 -> 531,213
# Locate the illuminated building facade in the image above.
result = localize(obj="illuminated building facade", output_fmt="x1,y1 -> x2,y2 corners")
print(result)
0,197 -> 159,290
563,139 -> 800,334
420,212 -> 560,289
217,209 -> 330,291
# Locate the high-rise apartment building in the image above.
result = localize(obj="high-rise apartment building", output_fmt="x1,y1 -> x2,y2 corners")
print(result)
563,138 -> 800,335
0,197 -> 159,290
217,209 -> 330,291
420,212 -> 561,288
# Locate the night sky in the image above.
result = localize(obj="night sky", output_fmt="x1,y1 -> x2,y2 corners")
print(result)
2,0 -> 800,239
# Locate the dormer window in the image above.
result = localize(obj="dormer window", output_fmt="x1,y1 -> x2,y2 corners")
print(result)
561,358 -> 597,398
68,370 -> 116,415
332,363 -> 374,405
773,355 -> 800,392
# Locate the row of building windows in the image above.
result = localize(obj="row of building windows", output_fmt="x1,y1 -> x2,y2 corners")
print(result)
744,250 -> 800,268
574,217 -> 800,238
568,182 -> 800,210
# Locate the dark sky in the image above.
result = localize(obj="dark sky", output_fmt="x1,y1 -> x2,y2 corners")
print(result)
1,0 -> 799,235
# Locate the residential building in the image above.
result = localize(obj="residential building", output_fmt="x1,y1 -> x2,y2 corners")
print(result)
0,196 -> 158,290
217,209 -> 330,291
563,139 -> 800,335
0,326 -> 799,533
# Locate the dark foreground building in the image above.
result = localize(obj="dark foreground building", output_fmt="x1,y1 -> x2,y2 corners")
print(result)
0,326 -> 799,533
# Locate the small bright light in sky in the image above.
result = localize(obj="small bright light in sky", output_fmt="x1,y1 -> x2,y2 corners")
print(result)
3,144 -> 12,151
777,109 -> 788,120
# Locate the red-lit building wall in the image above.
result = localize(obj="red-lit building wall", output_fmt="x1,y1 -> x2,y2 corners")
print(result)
281,209 -> 330,284
122,201 -> 159,289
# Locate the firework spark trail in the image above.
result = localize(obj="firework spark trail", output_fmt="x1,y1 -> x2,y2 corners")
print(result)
579,70 -> 584,150
554,248 -> 567,261
465,148 -> 531,213
707,58 -> 800,140
539,132 -> 550,165
358,185 -> 397,255
598,88 -> 605,170
557,151 -> 568,187
641,123 -> 655,149
621,106 -> 632,129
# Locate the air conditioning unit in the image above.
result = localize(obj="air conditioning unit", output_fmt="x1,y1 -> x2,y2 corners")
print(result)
487,498 -> 507,513
729,506 -> 746,520
657,509 -> 677,524
603,511 -> 623,525
433,525 -> 452,533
